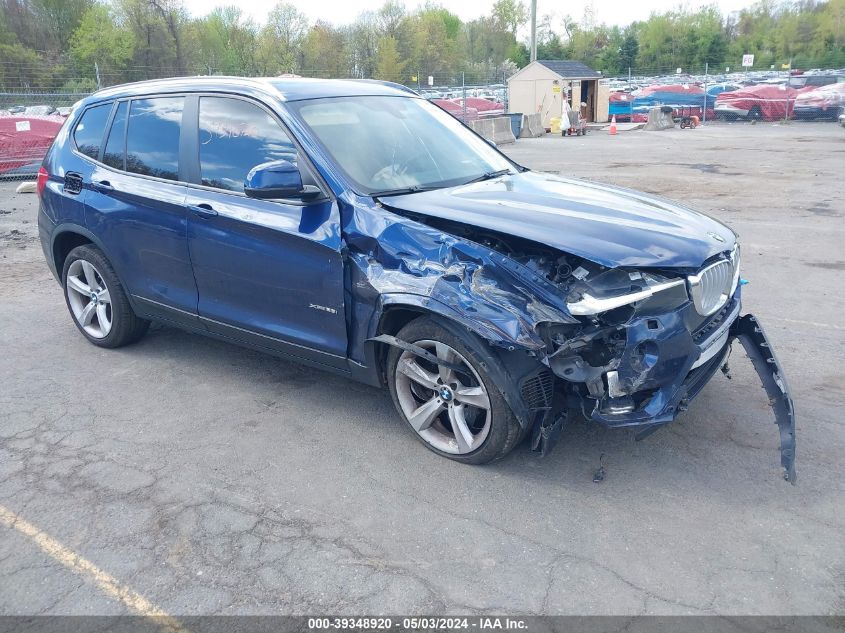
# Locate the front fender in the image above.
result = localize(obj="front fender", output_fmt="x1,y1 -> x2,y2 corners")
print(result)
342,202 -> 576,366
374,293 -> 546,352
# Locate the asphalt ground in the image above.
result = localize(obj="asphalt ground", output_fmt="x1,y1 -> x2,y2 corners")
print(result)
0,120 -> 843,618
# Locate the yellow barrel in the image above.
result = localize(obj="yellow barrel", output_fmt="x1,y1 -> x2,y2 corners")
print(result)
550,117 -> 561,134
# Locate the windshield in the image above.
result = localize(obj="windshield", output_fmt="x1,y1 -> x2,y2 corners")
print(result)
289,96 -> 515,195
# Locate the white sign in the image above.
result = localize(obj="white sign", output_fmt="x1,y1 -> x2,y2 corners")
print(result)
15,120 -> 31,132
676,67 -> 682,74
427,75 -> 434,86
742,54 -> 754,67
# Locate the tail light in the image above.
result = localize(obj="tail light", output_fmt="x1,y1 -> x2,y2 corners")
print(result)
36,166 -> 49,198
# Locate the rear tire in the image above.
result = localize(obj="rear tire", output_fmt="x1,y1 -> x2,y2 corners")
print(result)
62,245 -> 150,348
386,317 -> 522,464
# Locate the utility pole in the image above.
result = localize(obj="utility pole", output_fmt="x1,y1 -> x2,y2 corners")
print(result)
462,72 -> 467,121
530,0 -> 537,62
703,61 -> 708,125
94,62 -> 101,90
784,58 -> 791,123
628,66 -> 632,120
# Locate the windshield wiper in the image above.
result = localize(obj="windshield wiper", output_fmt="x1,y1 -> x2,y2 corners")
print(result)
370,185 -> 438,198
461,169 -> 512,185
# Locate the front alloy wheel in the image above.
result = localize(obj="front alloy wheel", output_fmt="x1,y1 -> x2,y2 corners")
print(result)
394,340 -> 492,454
386,317 -> 523,464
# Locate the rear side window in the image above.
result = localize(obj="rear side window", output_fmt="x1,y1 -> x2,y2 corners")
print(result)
198,96 -> 296,192
126,97 -> 184,181
73,103 -> 112,160
102,101 -> 128,170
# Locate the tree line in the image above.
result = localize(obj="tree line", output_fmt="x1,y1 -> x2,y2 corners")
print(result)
1,0 -> 843,91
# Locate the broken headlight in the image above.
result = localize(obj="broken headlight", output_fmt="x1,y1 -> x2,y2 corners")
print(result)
565,268 -> 687,317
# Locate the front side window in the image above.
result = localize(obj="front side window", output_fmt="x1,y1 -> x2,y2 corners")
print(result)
73,103 -> 112,160
198,96 -> 297,192
126,97 -> 184,181
102,101 -> 128,170
289,95 -> 514,195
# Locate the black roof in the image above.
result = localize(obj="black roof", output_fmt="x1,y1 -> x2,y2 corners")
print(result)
536,60 -> 601,79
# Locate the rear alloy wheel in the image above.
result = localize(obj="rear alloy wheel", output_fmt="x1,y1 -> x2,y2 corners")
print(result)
62,244 -> 149,348
386,317 -> 522,464
65,258 -> 113,339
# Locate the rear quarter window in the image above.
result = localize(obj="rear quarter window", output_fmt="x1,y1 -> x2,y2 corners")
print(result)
126,97 -> 184,181
102,101 -> 128,170
73,103 -> 112,160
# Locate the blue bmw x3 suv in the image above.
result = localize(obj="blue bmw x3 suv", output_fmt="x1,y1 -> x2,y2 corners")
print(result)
37,77 -> 795,481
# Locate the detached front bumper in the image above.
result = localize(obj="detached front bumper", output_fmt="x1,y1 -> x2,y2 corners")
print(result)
730,314 -> 797,484
545,296 -> 796,483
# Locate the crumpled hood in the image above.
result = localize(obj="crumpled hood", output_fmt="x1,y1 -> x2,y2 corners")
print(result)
381,171 -> 735,269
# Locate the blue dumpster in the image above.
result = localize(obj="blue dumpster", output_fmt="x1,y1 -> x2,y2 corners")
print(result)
507,113 -> 523,138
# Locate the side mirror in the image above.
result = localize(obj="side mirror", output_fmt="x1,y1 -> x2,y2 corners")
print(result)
244,160 -> 320,200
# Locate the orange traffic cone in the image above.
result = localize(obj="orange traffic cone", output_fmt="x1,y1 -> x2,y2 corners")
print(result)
609,115 -> 618,135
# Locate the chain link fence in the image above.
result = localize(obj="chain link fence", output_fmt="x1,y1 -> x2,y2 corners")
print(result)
0,70 -> 511,181
2,61 -> 844,181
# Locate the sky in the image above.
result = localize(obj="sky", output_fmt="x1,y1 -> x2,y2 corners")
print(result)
181,0 -> 757,31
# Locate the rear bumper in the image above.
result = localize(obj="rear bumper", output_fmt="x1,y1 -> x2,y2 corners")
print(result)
794,105 -> 841,119
37,205 -> 59,282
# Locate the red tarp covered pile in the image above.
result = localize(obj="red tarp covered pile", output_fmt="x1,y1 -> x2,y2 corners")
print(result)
450,97 -> 504,117
0,115 -> 65,175
431,99 -> 479,122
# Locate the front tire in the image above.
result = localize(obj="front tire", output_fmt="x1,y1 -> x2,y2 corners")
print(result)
386,317 -> 522,464
62,244 -> 149,348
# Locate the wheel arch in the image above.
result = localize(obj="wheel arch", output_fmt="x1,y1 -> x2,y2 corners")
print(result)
368,296 -> 550,429
52,227 -> 95,277
50,224 -> 139,311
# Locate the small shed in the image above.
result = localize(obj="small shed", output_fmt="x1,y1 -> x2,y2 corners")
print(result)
508,60 -> 610,127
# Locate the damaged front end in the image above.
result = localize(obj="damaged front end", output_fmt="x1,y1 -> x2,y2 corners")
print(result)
346,200 -> 795,484
529,244 -> 796,484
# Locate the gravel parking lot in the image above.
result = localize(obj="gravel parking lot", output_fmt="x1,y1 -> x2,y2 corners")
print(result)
1,121 -> 843,617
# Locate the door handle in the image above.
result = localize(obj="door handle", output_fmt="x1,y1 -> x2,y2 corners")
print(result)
188,203 -> 218,218
92,180 -> 114,192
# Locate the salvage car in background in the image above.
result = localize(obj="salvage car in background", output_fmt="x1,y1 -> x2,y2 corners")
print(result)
714,84 -> 818,120
37,77 -> 796,483
793,83 -> 845,119
0,114 -> 65,176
